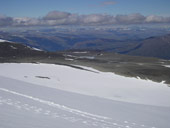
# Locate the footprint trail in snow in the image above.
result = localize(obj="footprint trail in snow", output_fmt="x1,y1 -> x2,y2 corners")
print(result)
0,88 -> 156,128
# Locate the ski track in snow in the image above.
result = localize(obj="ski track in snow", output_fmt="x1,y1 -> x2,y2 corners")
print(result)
0,87 -> 156,128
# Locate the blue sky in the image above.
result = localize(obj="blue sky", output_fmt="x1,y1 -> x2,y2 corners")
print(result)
0,0 -> 170,17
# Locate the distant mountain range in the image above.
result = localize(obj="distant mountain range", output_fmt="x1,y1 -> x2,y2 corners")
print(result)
125,34 -> 170,60
0,29 -> 170,60
71,34 -> 170,60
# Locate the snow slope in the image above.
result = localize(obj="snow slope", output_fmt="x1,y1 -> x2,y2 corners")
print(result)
0,39 -> 10,42
0,63 -> 170,107
0,76 -> 170,128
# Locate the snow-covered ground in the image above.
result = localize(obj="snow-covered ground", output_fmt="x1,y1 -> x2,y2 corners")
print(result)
0,63 -> 169,107
0,39 -> 8,42
163,65 -> 170,68
0,63 -> 170,128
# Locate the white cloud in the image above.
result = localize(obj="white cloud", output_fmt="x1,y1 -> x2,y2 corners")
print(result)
13,17 -> 40,26
43,11 -> 71,20
100,1 -> 116,7
1,11 -> 170,27
115,13 -> 146,24
145,15 -> 170,23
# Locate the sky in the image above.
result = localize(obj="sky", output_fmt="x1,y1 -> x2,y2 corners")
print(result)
0,0 -> 170,26
0,0 -> 170,17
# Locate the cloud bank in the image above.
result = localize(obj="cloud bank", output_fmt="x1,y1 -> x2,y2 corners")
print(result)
0,11 -> 170,27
